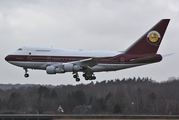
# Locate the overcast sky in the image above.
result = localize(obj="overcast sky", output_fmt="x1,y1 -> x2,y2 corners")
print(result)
0,0 -> 179,85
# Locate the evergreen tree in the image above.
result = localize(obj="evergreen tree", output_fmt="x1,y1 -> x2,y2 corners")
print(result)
50,89 -> 58,99
89,95 -> 93,104
37,86 -> 50,98
7,92 -> 24,110
113,103 -> 121,114
73,90 -> 86,105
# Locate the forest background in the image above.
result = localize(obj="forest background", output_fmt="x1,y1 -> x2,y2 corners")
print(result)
0,77 -> 179,115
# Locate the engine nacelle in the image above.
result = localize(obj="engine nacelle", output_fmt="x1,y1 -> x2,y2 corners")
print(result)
63,63 -> 82,72
46,66 -> 65,74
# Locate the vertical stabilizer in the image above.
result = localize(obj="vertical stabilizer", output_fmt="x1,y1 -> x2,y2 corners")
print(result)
124,19 -> 170,55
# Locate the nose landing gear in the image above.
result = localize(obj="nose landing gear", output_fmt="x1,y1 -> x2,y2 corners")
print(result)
24,68 -> 29,78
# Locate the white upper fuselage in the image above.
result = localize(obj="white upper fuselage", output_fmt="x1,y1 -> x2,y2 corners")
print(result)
12,46 -> 120,57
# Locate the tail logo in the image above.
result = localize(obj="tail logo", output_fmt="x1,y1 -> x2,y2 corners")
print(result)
147,31 -> 161,45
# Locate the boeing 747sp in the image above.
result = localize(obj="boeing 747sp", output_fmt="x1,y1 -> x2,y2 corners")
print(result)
5,19 -> 170,82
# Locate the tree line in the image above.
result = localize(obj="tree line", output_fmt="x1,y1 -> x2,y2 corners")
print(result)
0,77 -> 179,114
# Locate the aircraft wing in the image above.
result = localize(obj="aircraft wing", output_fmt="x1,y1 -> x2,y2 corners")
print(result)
51,57 -> 104,70
74,57 -> 104,68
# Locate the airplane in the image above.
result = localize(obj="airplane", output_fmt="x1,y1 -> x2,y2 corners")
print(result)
5,19 -> 170,82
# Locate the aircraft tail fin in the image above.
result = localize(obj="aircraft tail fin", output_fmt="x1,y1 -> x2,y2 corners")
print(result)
124,19 -> 170,55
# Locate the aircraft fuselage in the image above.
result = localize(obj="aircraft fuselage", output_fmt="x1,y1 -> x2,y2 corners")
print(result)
4,19 -> 170,82
5,46 -> 162,72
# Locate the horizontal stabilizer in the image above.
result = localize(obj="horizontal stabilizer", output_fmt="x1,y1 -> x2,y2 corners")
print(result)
162,53 -> 174,57
130,54 -> 162,63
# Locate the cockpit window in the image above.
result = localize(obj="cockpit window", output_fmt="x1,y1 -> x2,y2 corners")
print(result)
17,48 -> 22,51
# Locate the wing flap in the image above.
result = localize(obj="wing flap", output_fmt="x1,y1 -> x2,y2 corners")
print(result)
77,57 -> 104,67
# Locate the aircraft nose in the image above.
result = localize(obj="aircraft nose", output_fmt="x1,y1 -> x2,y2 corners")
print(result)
5,55 -> 10,61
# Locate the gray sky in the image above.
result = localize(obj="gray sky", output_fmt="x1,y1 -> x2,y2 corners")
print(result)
0,0 -> 179,85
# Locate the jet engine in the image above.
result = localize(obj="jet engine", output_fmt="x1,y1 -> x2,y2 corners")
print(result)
46,64 -> 82,74
46,66 -> 65,74
63,63 -> 82,72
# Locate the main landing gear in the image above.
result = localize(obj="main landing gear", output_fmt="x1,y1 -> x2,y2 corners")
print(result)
73,72 -> 80,82
73,72 -> 96,82
83,74 -> 96,80
24,68 -> 29,78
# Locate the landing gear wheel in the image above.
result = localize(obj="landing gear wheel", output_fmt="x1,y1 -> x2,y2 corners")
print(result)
76,78 -> 80,82
73,75 -> 77,78
83,74 -> 86,77
24,74 -> 29,78
89,76 -> 92,80
85,77 -> 89,80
